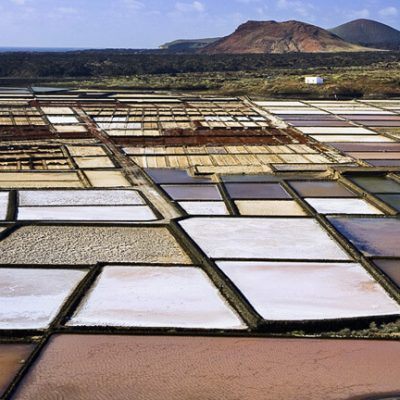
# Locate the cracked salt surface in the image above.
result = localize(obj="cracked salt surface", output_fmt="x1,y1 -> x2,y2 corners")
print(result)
0,226 -> 191,265
19,190 -> 145,206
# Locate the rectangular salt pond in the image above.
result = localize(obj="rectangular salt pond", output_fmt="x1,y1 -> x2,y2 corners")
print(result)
289,181 -> 356,198
225,183 -> 291,200
374,259 -> 400,287
350,176 -> 400,193
354,121 -> 400,127
73,157 -> 115,169
347,152 -> 400,160
145,168 -> 212,184
280,115 -> 339,121
377,194 -> 400,211
337,111 -> 394,115
67,146 -> 107,157
255,101 -> 305,106
0,344 -> 35,397
0,268 -> 86,329
178,201 -> 229,215
69,266 -> 245,329
41,107 -> 74,115
329,217 -> 400,257
0,226 -> 191,265
97,122 -> 141,130
331,143 -> 400,152
180,218 -> 350,260
217,262 -> 400,321
290,121 -> 352,127
275,110 -> 328,115
305,198 -> 383,215
367,160 -> 400,167
344,115 -> 400,121
55,125 -> 87,133
161,185 -> 222,201
222,175 -> 281,183
12,335 -> 400,400
0,172 -> 80,183
310,135 -> 393,143
235,200 -> 307,216
17,205 -> 157,221
18,190 -> 145,206
84,171 -> 131,187
0,192 -> 8,220
298,127 -> 375,135
47,116 -> 79,124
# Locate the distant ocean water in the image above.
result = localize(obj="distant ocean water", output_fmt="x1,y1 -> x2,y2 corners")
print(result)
0,47 -> 86,52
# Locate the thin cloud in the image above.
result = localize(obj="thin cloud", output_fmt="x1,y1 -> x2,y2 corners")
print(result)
236,0 -> 262,3
122,0 -> 145,11
56,7 -> 78,15
10,0 -> 27,5
277,0 -> 315,19
175,1 -> 205,13
351,8 -> 371,19
379,6 -> 398,17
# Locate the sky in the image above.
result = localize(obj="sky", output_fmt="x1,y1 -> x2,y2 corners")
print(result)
0,0 -> 399,48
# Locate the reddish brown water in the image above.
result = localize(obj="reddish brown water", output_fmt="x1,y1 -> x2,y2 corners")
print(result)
14,335 -> 400,400
0,344 -> 34,397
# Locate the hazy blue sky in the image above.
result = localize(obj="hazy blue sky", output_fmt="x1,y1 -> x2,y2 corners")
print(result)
0,0 -> 399,48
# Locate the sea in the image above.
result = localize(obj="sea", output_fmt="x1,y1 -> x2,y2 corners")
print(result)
0,47 -> 86,52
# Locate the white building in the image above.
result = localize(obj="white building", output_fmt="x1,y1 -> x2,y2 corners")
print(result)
305,77 -> 324,85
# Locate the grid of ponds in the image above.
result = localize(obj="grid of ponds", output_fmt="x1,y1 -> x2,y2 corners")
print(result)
0,88 -> 399,400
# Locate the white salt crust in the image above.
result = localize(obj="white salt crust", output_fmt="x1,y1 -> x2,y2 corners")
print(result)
18,206 -> 157,221
0,268 -> 86,329
180,217 -> 350,260
217,261 -> 400,321
69,266 -> 245,329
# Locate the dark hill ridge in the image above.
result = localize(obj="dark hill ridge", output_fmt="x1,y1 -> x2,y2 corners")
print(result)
330,19 -> 400,50
199,20 -> 368,54
160,38 -> 220,53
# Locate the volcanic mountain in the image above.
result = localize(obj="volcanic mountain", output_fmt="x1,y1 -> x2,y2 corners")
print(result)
330,19 -> 400,50
200,20 -> 369,54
